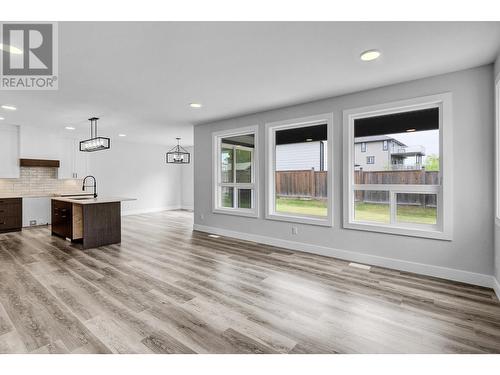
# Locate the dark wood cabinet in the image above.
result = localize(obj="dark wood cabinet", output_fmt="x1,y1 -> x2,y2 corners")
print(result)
0,198 -> 22,233
51,199 -> 73,239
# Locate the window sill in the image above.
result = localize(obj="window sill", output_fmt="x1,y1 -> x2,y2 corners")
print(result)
266,212 -> 333,227
343,220 -> 452,241
213,208 -> 259,218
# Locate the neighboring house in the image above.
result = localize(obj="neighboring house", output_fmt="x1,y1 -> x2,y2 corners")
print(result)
276,141 -> 327,171
354,135 -> 425,171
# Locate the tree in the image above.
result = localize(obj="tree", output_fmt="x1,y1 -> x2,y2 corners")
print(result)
424,154 -> 439,171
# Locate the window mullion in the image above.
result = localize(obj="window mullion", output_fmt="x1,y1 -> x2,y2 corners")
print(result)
390,191 -> 397,224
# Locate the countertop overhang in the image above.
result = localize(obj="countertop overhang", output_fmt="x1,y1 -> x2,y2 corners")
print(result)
51,196 -> 136,205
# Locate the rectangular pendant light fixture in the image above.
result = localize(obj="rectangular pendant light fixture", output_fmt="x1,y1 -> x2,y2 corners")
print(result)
166,137 -> 190,164
80,117 -> 110,152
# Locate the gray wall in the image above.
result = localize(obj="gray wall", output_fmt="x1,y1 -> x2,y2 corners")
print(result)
495,55 -> 500,283
194,65 -> 495,277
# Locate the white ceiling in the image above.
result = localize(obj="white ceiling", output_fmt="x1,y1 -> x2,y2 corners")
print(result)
0,22 -> 499,146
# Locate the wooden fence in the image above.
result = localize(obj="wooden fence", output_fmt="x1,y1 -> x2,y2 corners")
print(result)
275,170 -> 327,199
275,169 -> 438,206
354,170 -> 438,206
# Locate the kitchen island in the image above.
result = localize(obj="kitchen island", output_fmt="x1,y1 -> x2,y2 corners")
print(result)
51,196 -> 135,249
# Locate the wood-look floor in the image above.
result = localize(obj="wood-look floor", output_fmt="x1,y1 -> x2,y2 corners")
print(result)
0,210 -> 499,354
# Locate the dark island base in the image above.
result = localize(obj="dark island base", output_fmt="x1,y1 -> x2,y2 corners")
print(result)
82,202 -> 121,249
51,200 -> 121,249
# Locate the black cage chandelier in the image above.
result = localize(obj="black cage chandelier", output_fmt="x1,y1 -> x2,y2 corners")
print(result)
166,137 -> 190,164
80,117 -> 111,152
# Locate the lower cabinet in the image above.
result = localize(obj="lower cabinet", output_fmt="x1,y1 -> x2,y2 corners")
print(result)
51,200 -> 73,239
0,198 -> 22,233
51,200 -> 83,240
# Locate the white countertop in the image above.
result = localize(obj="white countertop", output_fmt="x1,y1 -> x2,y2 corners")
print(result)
51,196 -> 136,205
0,193 -> 95,199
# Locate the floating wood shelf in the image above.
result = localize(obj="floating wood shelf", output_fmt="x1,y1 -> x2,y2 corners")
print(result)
19,159 -> 60,168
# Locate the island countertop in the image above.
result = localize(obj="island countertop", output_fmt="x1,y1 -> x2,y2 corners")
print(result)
51,196 -> 136,205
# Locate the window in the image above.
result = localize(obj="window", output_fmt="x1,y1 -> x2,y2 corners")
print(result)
361,142 -> 366,152
266,114 -> 333,226
383,140 -> 388,151
213,126 -> 258,217
343,93 -> 452,240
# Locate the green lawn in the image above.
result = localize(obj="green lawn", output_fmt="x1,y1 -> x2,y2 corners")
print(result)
276,197 -> 328,216
275,198 -> 436,224
355,202 -> 437,224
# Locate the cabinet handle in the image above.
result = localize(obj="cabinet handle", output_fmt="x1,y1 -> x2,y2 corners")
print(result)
0,222 -> 5,225
61,215 -> 67,218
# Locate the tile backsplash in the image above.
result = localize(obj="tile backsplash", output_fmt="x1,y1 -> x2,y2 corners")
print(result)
0,167 -> 83,196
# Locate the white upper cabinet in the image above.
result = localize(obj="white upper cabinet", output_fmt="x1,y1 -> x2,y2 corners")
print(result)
0,125 -> 20,178
58,138 -> 88,179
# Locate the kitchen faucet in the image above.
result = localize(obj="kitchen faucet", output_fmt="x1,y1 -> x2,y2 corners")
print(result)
82,175 -> 98,198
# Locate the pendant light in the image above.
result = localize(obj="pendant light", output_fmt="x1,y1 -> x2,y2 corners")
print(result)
166,137 -> 190,164
79,117 -> 110,152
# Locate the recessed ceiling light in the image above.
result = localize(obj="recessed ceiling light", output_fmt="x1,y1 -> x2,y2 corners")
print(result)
118,134 -> 127,137
360,49 -> 381,62
65,126 -> 75,130
305,138 -> 313,142
189,103 -> 202,108
0,43 -> 23,55
208,234 -> 220,238
1,105 -> 16,111
0,117 -> 4,120
406,128 -> 416,132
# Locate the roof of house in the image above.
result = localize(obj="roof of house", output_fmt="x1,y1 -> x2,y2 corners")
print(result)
354,135 -> 406,147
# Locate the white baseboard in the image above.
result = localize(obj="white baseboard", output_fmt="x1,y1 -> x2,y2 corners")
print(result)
493,277 -> 500,301
122,205 -> 181,216
193,223 -> 496,290
181,205 -> 194,211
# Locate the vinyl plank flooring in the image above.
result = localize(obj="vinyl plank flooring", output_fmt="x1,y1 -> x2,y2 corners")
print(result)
0,210 -> 499,353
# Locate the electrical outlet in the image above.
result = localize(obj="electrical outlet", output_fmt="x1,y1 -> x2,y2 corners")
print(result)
29,220 -> 37,226
292,226 -> 298,235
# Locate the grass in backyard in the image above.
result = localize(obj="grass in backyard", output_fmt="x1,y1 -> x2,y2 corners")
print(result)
354,202 -> 437,224
275,198 -> 437,224
276,197 -> 327,216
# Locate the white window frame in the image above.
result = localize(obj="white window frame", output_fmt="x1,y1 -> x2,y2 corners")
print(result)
212,125 -> 259,218
266,113 -> 334,227
361,142 -> 366,152
496,75 -> 500,224
383,140 -> 388,151
343,93 -> 453,240
366,156 -> 375,164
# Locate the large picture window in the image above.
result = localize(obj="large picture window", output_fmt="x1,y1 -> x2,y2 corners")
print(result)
213,126 -> 258,217
343,94 -> 452,239
266,114 -> 333,226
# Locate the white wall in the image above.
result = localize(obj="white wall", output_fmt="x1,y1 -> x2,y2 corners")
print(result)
87,140 -> 184,215
180,146 -> 194,210
194,65 -> 496,287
